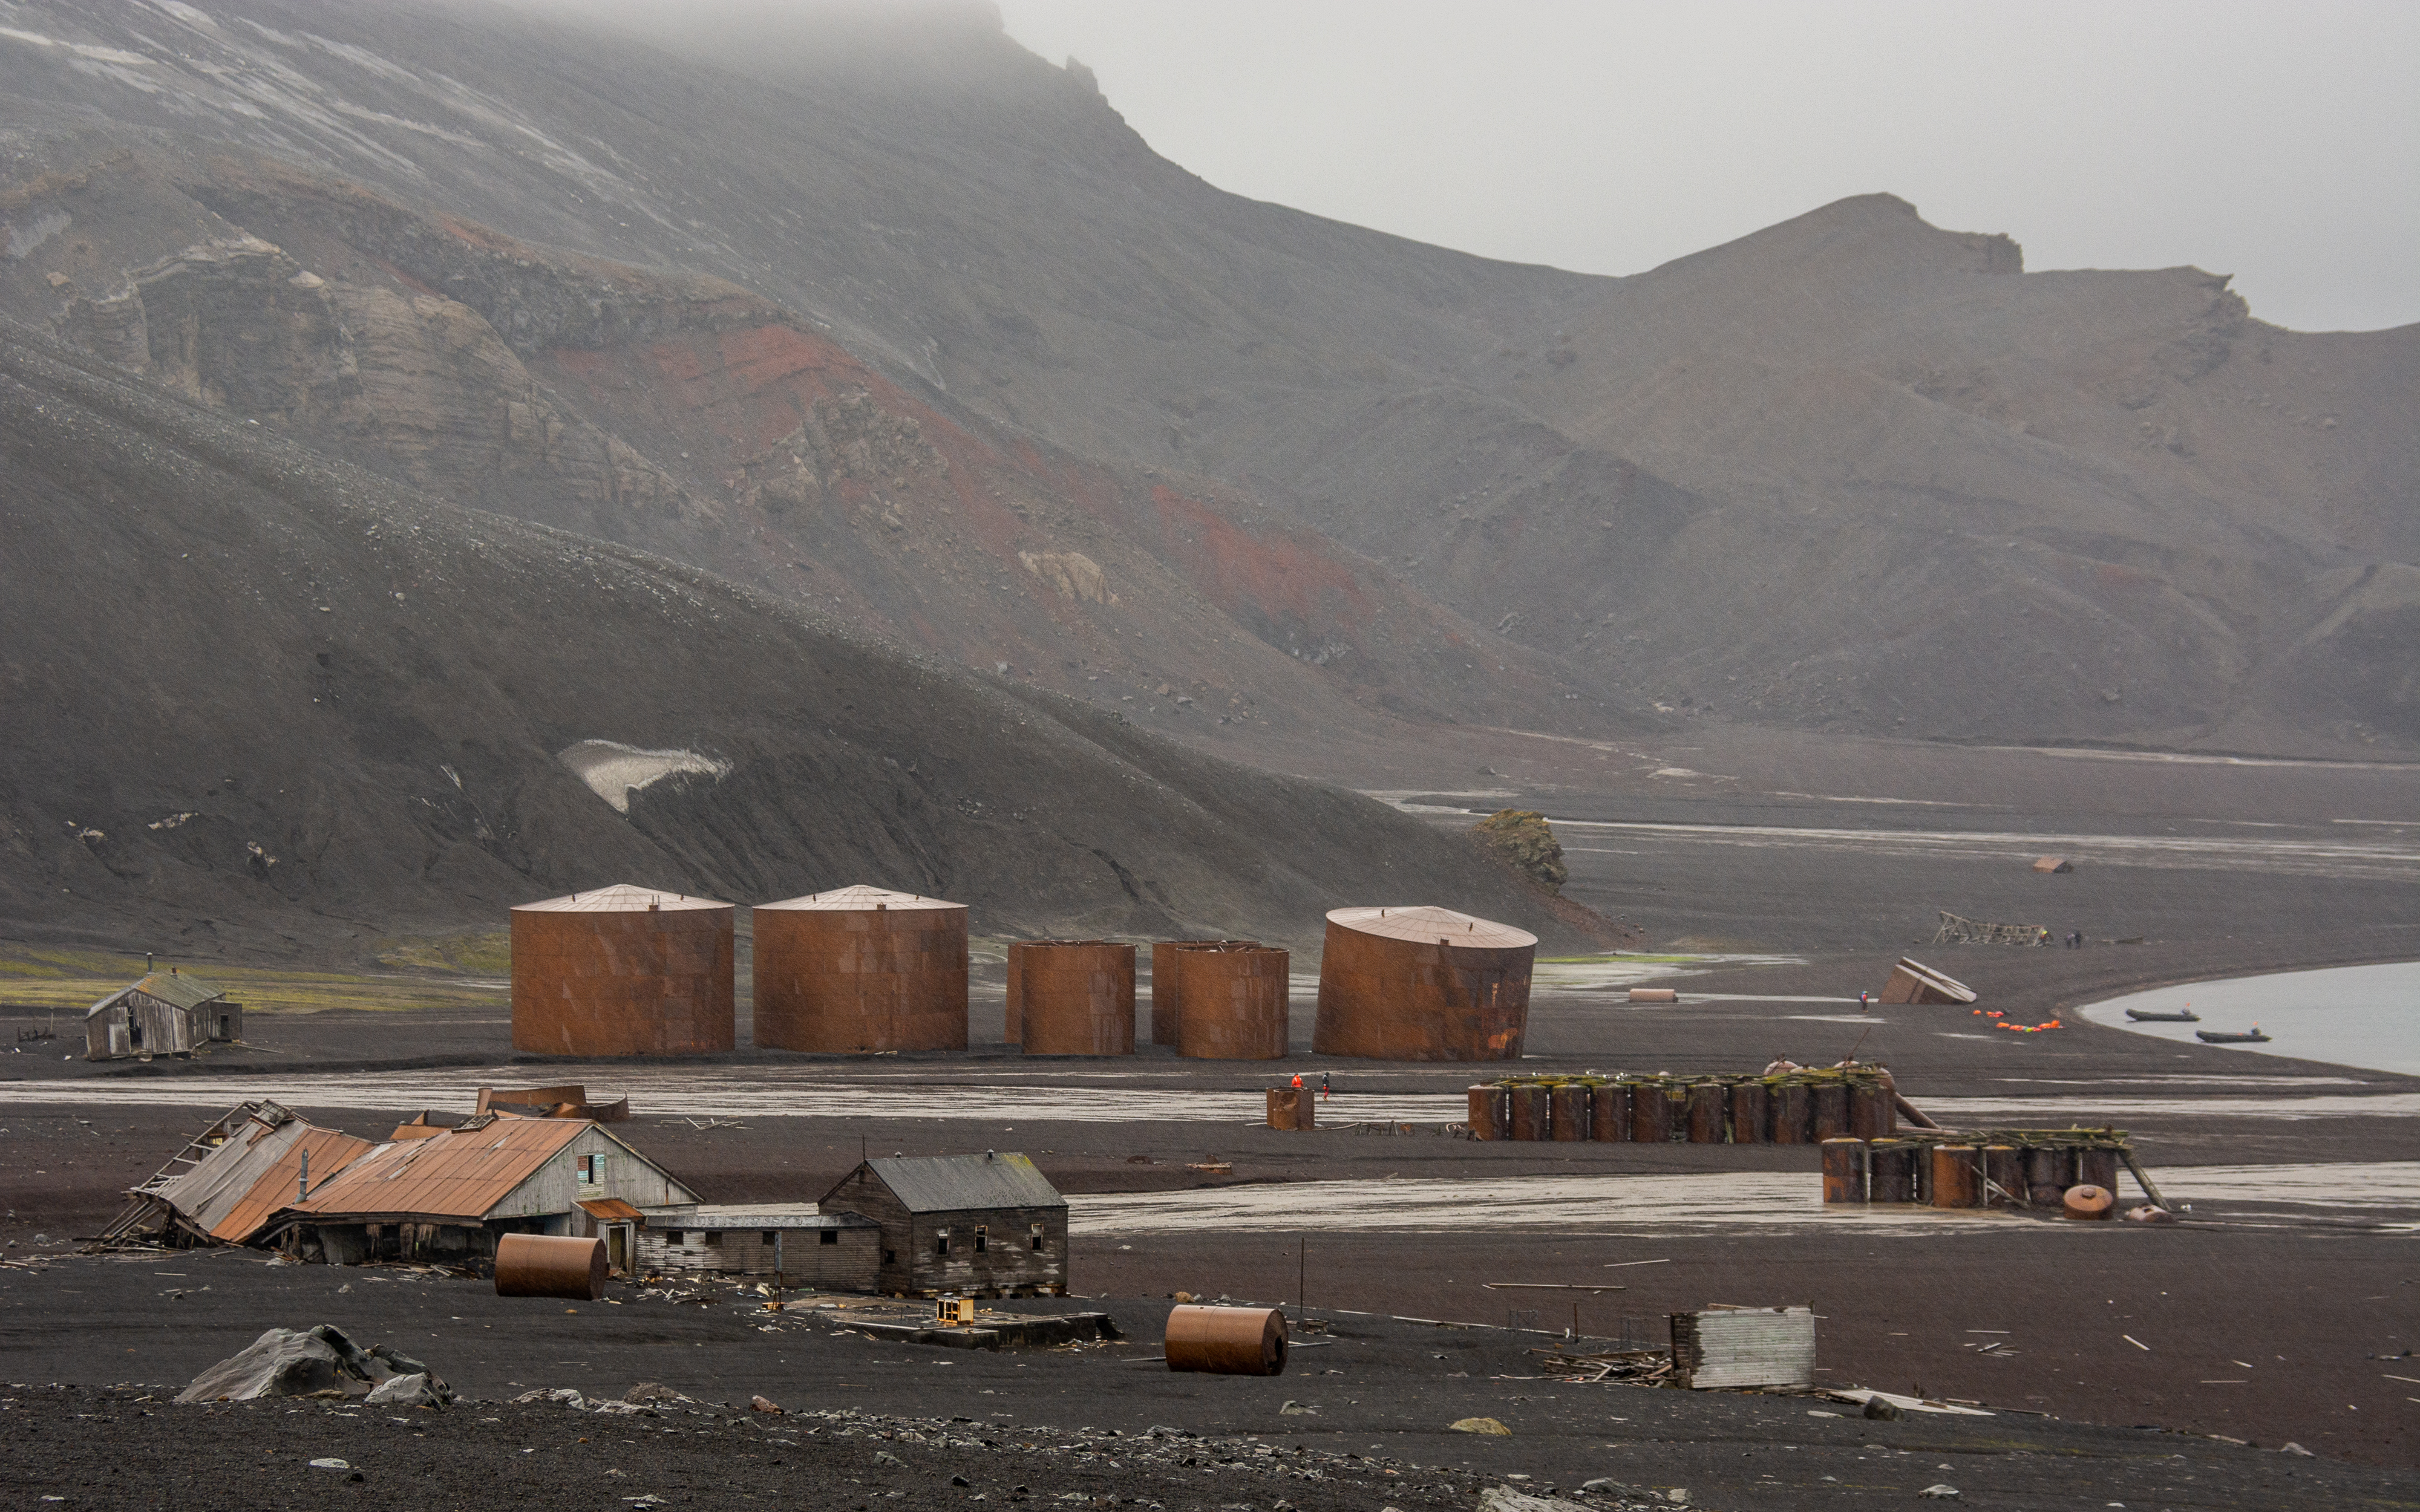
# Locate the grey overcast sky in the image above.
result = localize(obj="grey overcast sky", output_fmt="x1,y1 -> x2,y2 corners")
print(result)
993,0 -> 2419,333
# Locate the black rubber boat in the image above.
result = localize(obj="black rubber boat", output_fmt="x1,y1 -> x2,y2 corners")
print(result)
2196,1028 -> 2272,1044
2126,1008 -> 2201,1022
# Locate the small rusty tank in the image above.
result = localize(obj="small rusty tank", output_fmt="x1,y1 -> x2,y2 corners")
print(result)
1009,940 -> 1136,1055
510,884 -> 734,1056
751,885 -> 968,1053
1311,906 -> 1535,1061
1165,1304 -> 1287,1375
1171,943 -> 1290,1060
494,1233 -> 607,1300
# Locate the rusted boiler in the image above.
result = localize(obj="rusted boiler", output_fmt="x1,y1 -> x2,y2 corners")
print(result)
1311,906 -> 1535,1061
1009,940 -> 1136,1055
752,885 -> 968,1053
1171,943 -> 1290,1060
510,884 -> 734,1055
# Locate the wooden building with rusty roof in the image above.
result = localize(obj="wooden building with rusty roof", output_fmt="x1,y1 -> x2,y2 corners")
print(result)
96,1101 -> 376,1248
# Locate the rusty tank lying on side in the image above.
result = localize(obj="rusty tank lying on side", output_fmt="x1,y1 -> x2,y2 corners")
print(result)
510,884 -> 734,1056
752,885 -> 968,1053
1311,905 -> 1535,1061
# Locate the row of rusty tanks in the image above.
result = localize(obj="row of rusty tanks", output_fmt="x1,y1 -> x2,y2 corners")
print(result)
511,887 -> 1538,1062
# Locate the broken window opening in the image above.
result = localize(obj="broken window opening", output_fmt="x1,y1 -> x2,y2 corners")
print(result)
819,1230 -> 839,1246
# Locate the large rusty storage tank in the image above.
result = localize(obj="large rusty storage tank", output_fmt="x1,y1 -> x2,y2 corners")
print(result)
1171,943 -> 1290,1060
511,884 -> 735,1055
1149,939 -> 1251,1046
1009,940 -> 1136,1055
752,885 -> 969,1053
1311,905 -> 1536,1061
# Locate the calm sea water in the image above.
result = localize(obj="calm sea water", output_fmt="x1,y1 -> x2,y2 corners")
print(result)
2082,960 -> 2420,1076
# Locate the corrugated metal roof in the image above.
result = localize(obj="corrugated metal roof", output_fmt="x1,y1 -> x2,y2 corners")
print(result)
836,1153 -> 1066,1214
145,1106 -> 376,1243
293,1116 -> 589,1221
757,884 -> 966,913
513,883 -> 728,913
1327,905 -> 1536,950
85,972 -> 231,1018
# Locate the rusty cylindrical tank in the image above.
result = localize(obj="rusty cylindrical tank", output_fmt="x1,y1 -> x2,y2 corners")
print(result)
1847,1081 -> 1892,1140
1771,1081 -> 1811,1144
1591,1082 -> 1630,1142
1465,1085 -> 1506,1140
1820,1138 -> 1867,1204
1508,1084 -> 1550,1141
1165,1305 -> 1287,1375
1312,907 -> 1536,1061
2026,1147 -> 2075,1208
2076,1147 -> 2120,1193
1730,1080 -> 1769,1144
1172,944 -> 1290,1060
1811,1082 -> 1849,1141
1266,1087 -> 1313,1130
1930,1145 -> 1981,1208
511,885 -> 734,1055
1151,940 -> 1252,1046
1549,1083 -> 1590,1141
495,1233 -> 607,1300
2063,1184 -> 2116,1220
1686,1081 -> 1725,1143
1011,941 -> 1136,1055
751,886 -> 967,1053
1982,1145 -> 2024,1208
1869,1139 -> 1917,1202
1631,1080 -> 1676,1142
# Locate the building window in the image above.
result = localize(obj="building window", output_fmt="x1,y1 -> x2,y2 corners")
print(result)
662,1230 -> 683,1245
819,1230 -> 839,1246
1030,1222 -> 1046,1252
577,1153 -> 606,1185
974,1225 -> 987,1253
884,1250 -> 897,1265
761,1231 -> 778,1246
935,1232 -> 950,1256
705,1231 -> 722,1248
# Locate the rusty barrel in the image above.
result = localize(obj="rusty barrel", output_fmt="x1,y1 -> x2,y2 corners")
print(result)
1982,1145 -> 2024,1208
1771,1081 -> 1811,1144
1847,1081 -> 1892,1140
2062,1184 -> 2116,1220
1729,1080 -> 1769,1144
1151,939 -> 1252,1047
2076,1147 -> 2119,1193
1868,1139 -> 1918,1203
1686,1081 -> 1725,1143
1172,944 -> 1290,1060
751,887 -> 967,1053
1266,1087 -> 1313,1130
1930,1145 -> 1981,1208
495,1233 -> 607,1300
1591,1083 -> 1630,1142
1010,940 -> 1136,1055
1820,1138 -> 1867,1204
1165,1305 -> 1287,1375
1465,1085 -> 1508,1140
1508,1084 -> 1551,1141
1811,1082 -> 1849,1141
1550,1083 -> 1590,1141
1311,907 -> 1535,1061
2025,1147 -> 2075,1209
510,885 -> 734,1055
1630,1080 -> 1675,1142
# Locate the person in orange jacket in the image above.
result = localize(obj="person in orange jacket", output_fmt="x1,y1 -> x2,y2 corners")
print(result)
1290,1072 -> 1304,1090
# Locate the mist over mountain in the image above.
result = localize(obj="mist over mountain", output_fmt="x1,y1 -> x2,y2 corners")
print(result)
0,0 -> 2410,833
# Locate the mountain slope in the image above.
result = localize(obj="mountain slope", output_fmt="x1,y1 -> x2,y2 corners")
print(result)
0,322 -> 1603,957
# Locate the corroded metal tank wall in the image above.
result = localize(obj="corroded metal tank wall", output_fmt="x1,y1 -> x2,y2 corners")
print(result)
752,885 -> 968,1053
1149,940 -> 1251,1046
1171,943 -> 1289,1060
1310,906 -> 1536,1061
511,884 -> 734,1055
1009,940 -> 1136,1055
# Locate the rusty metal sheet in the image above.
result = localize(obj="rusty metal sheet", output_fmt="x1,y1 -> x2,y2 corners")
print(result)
294,1116 -> 589,1222
753,888 -> 969,1054
1310,908 -> 1534,1061
1010,941 -> 1135,1056
511,885 -> 734,1056
147,1106 -> 378,1245
1171,944 -> 1288,1060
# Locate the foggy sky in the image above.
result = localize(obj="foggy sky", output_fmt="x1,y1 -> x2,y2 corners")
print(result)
996,0 -> 2420,334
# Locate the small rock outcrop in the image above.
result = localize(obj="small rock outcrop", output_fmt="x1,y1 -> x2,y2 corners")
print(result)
175,1325 -> 452,1406
1472,809 -> 1568,894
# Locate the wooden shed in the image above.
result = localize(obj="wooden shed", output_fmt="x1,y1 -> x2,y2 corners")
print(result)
819,1152 -> 1068,1298
83,971 -> 242,1060
639,1206 -> 881,1291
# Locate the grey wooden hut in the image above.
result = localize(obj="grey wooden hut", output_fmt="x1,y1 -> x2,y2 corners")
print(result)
84,971 -> 242,1060
818,1152 -> 1067,1298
